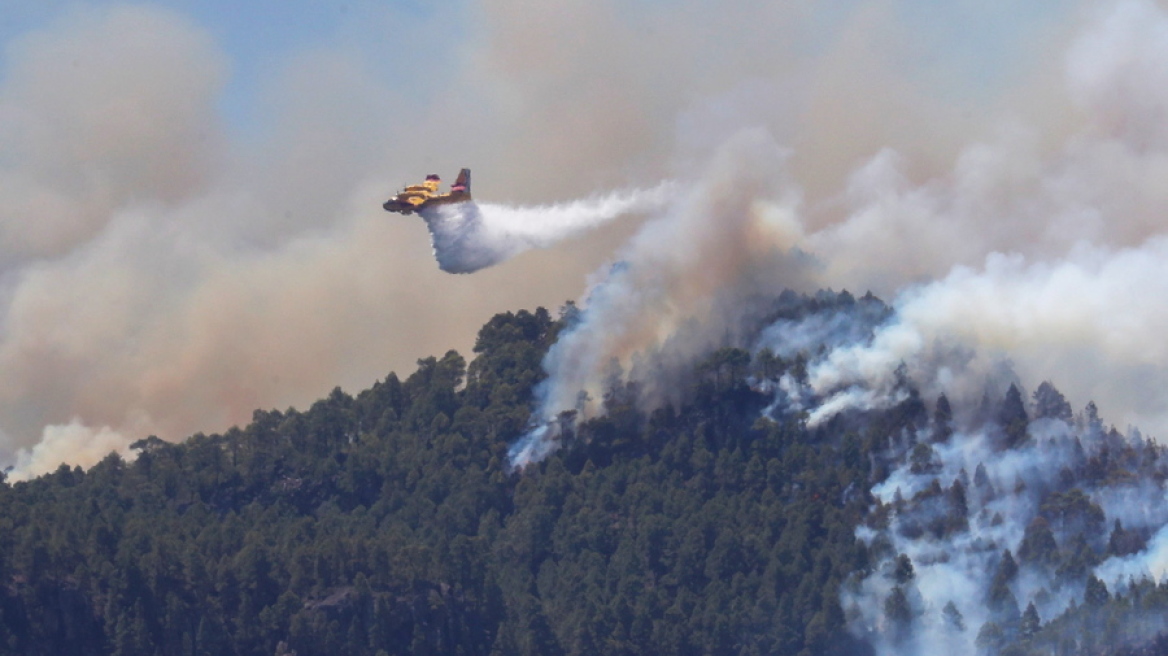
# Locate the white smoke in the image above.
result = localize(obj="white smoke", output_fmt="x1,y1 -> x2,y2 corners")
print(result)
509,130 -> 808,467
792,5 -> 1168,652
1097,524 -> 1168,586
497,5 -> 1168,652
807,239 -> 1168,433
509,0 -> 1168,470
5,0 -> 1143,484
0,4 -> 654,480
794,0 -> 1168,432
416,183 -> 672,273
9,420 -> 136,480
732,295 -> 1168,655
840,417 -> 1125,656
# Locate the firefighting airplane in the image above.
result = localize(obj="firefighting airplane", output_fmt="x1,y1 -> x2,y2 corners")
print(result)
382,169 -> 471,215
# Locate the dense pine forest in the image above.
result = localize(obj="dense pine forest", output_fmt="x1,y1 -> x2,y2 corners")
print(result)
2,292 -> 1168,656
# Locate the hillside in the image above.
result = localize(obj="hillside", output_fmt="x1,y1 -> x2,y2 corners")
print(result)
0,293 -> 1166,656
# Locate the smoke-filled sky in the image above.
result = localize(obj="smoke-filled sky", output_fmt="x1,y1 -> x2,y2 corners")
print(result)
1,0 -> 1159,476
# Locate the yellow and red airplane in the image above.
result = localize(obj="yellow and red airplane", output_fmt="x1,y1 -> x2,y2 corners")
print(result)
383,168 -> 471,215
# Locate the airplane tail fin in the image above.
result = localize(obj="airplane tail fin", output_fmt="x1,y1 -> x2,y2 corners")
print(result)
452,168 -> 470,193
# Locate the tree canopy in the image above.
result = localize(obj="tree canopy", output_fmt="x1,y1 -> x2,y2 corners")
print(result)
1,296 -> 1165,656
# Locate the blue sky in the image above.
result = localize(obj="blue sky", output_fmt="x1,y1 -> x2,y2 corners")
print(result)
0,0 -> 1109,475
0,1 -> 463,136
178,1 -> 462,133
1,0 -> 1075,137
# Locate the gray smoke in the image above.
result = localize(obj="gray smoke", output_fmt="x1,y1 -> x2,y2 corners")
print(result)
509,130 -> 809,467
509,0 -> 1168,469
0,0 -> 1109,480
839,409 -> 1160,656
720,293 -> 1168,656
496,3 -> 1168,653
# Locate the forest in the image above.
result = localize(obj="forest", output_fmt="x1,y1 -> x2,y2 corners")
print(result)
0,291 -> 1166,656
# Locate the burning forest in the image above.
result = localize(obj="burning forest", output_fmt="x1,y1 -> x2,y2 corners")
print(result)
6,0 -> 1168,654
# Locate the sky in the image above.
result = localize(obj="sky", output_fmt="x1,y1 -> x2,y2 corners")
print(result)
0,0 -> 1127,476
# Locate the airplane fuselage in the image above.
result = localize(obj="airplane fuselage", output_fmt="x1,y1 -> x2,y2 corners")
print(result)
383,169 -> 471,215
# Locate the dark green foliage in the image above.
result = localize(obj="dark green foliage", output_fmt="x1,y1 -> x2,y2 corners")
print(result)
978,621 -> 1005,652
892,554 -> 914,585
853,376 -> 1168,656
988,551 -> 1021,625
1032,382 -> 1072,423
1016,576 -> 1168,656
1017,517 -> 1059,568
908,443 -> 939,475
0,303 -> 875,656
1086,576 -> 1111,607
1040,488 -> 1106,543
1109,520 -> 1147,558
932,394 -> 954,443
883,586 -> 912,639
998,384 -> 1029,449
1020,603 -> 1041,639
17,290 -> 1166,656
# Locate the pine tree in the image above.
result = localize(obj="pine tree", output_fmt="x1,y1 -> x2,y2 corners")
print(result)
1033,381 -> 1072,423
932,394 -> 954,443
1085,575 -> 1111,607
1020,602 -> 1041,638
942,601 -> 964,632
883,586 -> 913,639
998,384 -> 1029,449
1017,517 -> 1059,567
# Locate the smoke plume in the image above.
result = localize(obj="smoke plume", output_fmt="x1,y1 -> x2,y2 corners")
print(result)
0,3 -> 660,479
7,0 -> 1168,650
832,370 -> 1168,656
494,1 -> 1168,653
509,130 -> 809,467
0,0 -> 1111,480
509,0 -> 1168,468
